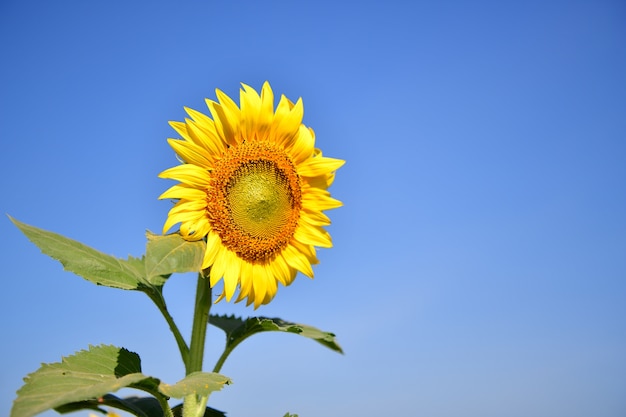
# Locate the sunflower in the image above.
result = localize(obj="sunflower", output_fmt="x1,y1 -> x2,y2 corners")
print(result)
159,82 -> 344,308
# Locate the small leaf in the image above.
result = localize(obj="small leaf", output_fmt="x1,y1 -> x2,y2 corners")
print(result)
10,217 -> 144,290
144,231 -> 205,285
159,372 -> 231,398
56,395 -> 163,417
172,404 -> 227,417
210,315 -> 343,354
10,345 -> 160,417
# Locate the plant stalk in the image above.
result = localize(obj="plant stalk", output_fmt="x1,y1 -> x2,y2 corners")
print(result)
187,272 -> 212,374
147,288 -> 190,366
183,272 -> 212,417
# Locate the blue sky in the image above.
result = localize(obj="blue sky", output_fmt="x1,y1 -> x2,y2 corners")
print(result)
1,1 -> 625,416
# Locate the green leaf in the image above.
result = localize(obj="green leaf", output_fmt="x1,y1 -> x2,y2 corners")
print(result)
159,372 -> 231,398
9,217 -> 206,291
56,395 -> 163,417
144,231 -> 206,286
210,315 -> 344,354
10,345 -> 160,417
11,345 -> 233,417
172,404 -> 226,417
10,216 -> 144,290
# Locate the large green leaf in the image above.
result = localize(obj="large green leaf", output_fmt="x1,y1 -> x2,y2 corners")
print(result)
210,315 -> 344,354
9,217 -> 206,290
10,217 -> 145,290
11,345 -> 232,417
144,231 -> 205,286
10,345 -> 158,417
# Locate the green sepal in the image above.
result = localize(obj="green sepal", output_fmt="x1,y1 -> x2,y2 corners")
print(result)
210,315 -> 344,354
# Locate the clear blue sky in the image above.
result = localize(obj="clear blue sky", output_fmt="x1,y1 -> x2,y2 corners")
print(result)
1,1 -> 625,416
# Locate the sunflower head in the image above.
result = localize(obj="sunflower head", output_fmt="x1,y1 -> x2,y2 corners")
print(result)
159,82 -> 343,308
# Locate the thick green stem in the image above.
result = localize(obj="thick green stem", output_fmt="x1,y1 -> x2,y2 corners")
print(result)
183,272 -> 212,417
186,272 -> 212,374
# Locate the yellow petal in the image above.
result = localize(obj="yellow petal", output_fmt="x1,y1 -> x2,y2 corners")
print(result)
288,125 -> 315,165
255,82 -> 275,140
300,208 -> 331,226
302,186 -> 343,210
282,244 -> 314,278
168,199 -> 207,214
278,252 -> 299,285
210,247 -> 228,287
268,254 -> 291,286
273,97 -> 303,148
202,231 -> 222,269
222,250 -> 241,301
169,120 -> 193,142
239,84 -> 261,140
167,139 -> 213,169
261,266 -> 278,305
252,263 -> 269,309
240,83 -> 270,142
159,184 -> 206,201
184,107 -> 217,137
159,164 -> 211,188
291,239 -> 319,265
293,222 -> 333,248
297,156 -> 345,178
162,209 -> 203,234
236,261 -> 254,304
179,217 -> 210,240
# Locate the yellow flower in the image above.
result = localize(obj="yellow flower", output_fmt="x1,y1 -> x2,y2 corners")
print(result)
159,82 -> 343,308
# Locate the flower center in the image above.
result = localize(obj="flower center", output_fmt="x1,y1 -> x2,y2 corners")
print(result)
207,141 -> 301,263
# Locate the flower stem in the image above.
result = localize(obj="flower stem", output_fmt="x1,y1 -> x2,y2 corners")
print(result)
212,343 -> 235,374
146,288 -> 190,367
183,272 -> 212,417
187,272 -> 212,374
